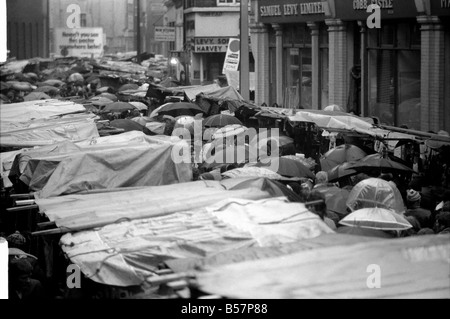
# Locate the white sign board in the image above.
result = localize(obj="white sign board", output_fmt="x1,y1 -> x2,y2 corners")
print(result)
223,38 -> 240,73
54,28 -> 103,58
155,27 -> 175,42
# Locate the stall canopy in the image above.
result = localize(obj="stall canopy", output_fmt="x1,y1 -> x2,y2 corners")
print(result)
10,133 -> 192,198
288,110 -> 378,136
54,195 -> 333,287
196,234 -> 450,299
0,99 -> 87,123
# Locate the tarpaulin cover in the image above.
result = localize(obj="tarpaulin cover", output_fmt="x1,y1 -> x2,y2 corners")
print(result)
9,132 -> 176,184
0,120 -> 99,148
289,111 -> 379,136
182,84 -> 221,101
57,196 -> 333,286
196,234 -> 450,299
0,100 -> 87,123
165,233 -> 379,273
35,178 -> 284,231
12,135 -> 192,198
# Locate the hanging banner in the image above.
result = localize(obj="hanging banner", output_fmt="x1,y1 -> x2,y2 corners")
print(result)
222,38 -> 240,74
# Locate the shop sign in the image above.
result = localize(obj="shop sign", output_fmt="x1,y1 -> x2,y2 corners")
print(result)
258,0 -> 327,23
334,0 -> 418,20
430,0 -> 450,15
194,38 -> 229,53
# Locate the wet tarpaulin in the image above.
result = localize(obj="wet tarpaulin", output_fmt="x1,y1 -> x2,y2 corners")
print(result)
0,99 -> 87,123
196,234 -> 450,299
56,196 -> 333,286
34,178 -> 282,230
0,120 -> 99,148
8,131 -> 174,185
10,135 -> 192,198
288,110 -> 379,136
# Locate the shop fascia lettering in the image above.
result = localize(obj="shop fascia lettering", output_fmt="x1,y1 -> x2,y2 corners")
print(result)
353,0 -> 394,10
260,1 -> 325,17
194,38 -> 228,52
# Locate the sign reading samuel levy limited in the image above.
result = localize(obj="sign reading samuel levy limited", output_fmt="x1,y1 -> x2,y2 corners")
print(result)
258,0 -> 326,23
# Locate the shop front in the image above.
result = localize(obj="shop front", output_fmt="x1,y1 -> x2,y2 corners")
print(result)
331,0 -> 450,131
191,36 -> 229,85
254,0 -> 329,108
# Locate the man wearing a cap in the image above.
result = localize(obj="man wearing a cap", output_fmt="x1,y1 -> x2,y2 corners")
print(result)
405,189 -> 432,229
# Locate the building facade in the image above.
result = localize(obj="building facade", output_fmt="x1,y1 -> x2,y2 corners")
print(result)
251,0 -> 450,132
183,0 -> 242,85
6,0 -> 49,60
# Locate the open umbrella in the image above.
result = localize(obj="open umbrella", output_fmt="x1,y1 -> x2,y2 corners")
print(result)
212,124 -> 248,140
203,145 -> 258,169
42,79 -> 65,87
34,86 -> 59,94
23,92 -> 51,101
222,167 -> 301,182
150,102 -> 205,118
327,161 -> 358,183
323,104 -> 345,112
129,101 -> 148,111
204,114 -> 243,128
203,127 -> 219,141
109,119 -> 153,135
90,97 -> 114,107
250,157 -> 315,179
98,93 -> 118,102
101,101 -> 135,113
339,207 -> 412,230
347,153 -> 415,174
173,116 -> 196,136
250,134 -> 294,156
320,144 -> 367,171
346,178 -> 406,214
118,83 -> 139,92
68,72 -> 84,83
10,82 -> 33,91
97,87 -> 113,93
324,188 -> 351,217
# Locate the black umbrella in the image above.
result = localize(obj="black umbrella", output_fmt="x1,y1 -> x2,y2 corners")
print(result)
347,153 -> 415,174
101,102 -> 135,113
118,83 -> 139,92
204,114 -> 243,127
150,102 -> 205,118
109,119 -> 154,135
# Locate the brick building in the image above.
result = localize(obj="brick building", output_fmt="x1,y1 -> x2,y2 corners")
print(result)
250,0 -> 450,133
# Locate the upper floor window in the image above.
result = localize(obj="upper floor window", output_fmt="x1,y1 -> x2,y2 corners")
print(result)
217,0 -> 240,5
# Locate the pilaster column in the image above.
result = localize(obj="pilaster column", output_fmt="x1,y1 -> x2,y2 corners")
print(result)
308,22 -> 320,110
272,23 -> 284,106
417,16 -> 445,132
326,19 -> 348,110
250,22 -> 270,105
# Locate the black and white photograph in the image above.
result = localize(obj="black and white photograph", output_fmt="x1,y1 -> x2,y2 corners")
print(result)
0,0 -> 449,303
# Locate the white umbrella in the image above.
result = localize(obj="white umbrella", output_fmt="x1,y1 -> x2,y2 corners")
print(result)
129,101 -> 148,111
339,207 -> 412,231
212,124 -> 248,140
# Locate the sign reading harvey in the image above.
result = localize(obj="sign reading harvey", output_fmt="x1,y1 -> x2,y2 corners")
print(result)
54,28 -> 103,58
194,38 -> 229,53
